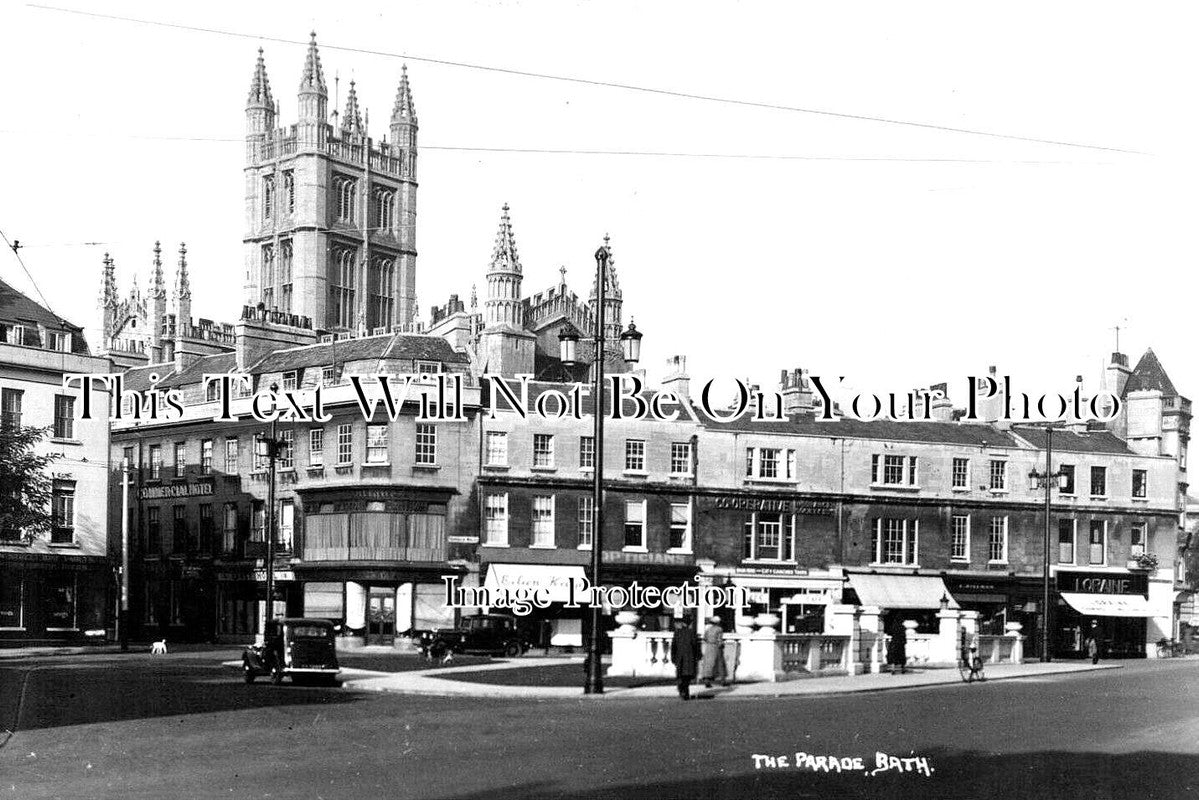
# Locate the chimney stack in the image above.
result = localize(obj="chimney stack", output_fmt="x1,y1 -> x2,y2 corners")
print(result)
929,382 -> 953,422
779,367 -> 814,416
662,354 -> 690,399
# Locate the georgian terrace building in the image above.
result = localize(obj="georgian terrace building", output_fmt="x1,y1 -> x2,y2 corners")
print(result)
690,409 -> 1179,659
110,309 -> 481,645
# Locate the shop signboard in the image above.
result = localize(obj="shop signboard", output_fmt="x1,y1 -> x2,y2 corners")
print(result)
709,496 -> 835,516
1056,569 -> 1148,598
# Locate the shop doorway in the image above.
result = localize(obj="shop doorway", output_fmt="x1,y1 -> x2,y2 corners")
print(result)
367,591 -> 396,646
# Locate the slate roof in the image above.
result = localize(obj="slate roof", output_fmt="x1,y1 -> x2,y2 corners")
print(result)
1010,426 -> 1136,456
0,277 -> 90,354
1124,349 -> 1179,397
156,352 -> 239,390
122,363 -> 173,393
253,334 -> 467,374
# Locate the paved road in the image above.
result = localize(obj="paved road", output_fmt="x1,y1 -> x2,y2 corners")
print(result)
1,652 -> 1196,799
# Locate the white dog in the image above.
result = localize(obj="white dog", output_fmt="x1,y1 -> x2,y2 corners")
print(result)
150,639 -> 167,655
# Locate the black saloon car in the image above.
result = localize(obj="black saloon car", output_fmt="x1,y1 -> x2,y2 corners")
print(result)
420,614 -> 529,658
243,618 -> 341,685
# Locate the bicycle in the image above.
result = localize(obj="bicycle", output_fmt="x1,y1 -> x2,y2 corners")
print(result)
958,643 -> 985,683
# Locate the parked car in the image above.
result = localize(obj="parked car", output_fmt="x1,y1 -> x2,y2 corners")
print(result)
420,614 -> 530,658
243,618 -> 341,685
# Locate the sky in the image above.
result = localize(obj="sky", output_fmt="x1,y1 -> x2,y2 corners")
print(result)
0,1 -> 1196,409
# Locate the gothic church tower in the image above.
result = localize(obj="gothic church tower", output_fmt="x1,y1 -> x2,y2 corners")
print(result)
243,35 -> 418,334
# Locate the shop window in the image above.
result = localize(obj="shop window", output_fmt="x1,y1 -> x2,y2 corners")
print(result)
1059,465 -> 1075,495
309,429 -> 324,468
533,434 -> 554,468
531,496 -> 554,547
669,503 -> 691,552
45,576 -> 76,630
143,580 -> 159,626
1089,520 -> 1107,565
169,580 -> 183,626
989,460 -> 1007,491
1090,466 -> 1107,498
484,494 -> 508,546
579,436 -> 595,470
0,577 -> 22,629
365,424 -> 387,464
625,439 -> 646,472
415,423 -> 436,465
577,496 -> 593,548
950,515 -> 970,561
670,442 -> 692,475
623,500 -> 646,550
53,395 -> 74,439
1130,523 -> 1146,557
485,431 -> 508,466
988,516 -> 1008,563
1058,519 -> 1076,564
952,458 -> 969,489
871,518 -> 918,565
1132,470 -> 1147,499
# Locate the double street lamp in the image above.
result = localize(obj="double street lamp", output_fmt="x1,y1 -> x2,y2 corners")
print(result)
255,382 -> 285,628
1028,424 -> 1071,662
558,243 -> 643,695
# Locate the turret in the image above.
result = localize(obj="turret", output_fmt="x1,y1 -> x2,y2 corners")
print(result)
484,204 -> 524,328
296,32 -> 328,147
173,242 -> 192,329
341,80 -> 363,138
245,47 -> 275,158
589,234 -> 623,341
389,65 -> 418,152
147,241 -> 167,360
96,252 -> 117,349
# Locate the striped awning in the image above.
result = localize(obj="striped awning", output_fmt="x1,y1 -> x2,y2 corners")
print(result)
847,574 -> 959,610
1061,592 -> 1153,618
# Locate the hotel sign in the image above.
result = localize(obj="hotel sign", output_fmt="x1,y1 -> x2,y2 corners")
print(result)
139,482 -> 214,501
710,496 -> 834,516
1056,570 -> 1148,597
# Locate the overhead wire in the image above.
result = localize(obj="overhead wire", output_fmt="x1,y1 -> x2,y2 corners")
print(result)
26,3 -> 1144,156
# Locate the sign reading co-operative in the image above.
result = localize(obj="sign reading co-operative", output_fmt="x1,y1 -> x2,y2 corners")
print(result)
138,483 -> 215,501
710,496 -> 835,515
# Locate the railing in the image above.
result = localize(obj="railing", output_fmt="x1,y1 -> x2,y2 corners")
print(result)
777,634 -> 852,674
977,635 -> 1016,663
903,632 -> 936,666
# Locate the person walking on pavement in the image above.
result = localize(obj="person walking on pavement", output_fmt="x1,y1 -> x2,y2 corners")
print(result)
700,615 -> 729,688
1086,621 -> 1101,665
671,616 -> 701,700
886,619 -> 908,675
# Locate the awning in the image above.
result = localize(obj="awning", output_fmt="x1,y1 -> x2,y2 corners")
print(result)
483,564 -> 588,604
847,574 -> 959,610
1060,592 -> 1153,618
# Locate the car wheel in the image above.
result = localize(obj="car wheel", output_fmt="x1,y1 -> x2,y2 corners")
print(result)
243,660 -> 255,684
503,641 -> 521,658
271,664 -> 284,685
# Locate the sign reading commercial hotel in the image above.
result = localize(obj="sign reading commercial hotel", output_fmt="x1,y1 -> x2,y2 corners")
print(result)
138,482 -> 215,501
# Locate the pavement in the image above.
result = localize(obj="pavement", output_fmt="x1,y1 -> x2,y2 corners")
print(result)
340,655 -> 1128,699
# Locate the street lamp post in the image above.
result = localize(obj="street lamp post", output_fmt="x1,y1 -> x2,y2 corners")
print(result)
1029,425 -> 1068,662
259,382 -> 282,627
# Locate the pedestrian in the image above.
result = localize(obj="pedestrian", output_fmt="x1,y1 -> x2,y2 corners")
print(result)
886,620 -> 907,675
1087,621 -> 1100,665
670,616 -> 701,700
700,615 -> 729,688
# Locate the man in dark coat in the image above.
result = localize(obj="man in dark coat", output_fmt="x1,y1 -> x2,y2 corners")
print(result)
1086,621 -> 1101,665
886,620 -> 907,674
671,617 -> 701,700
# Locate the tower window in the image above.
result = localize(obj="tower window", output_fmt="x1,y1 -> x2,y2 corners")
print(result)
330,247 -> 357,329
373,187 -> 395,233
279,241 -> 293,314
334,175 -> 357,222
262,175 -> 275,220
368,257 -> 395,330
261,244 -> 276,310
283,170 -> 295,215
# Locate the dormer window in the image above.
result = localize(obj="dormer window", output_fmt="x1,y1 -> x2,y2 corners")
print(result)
416,360 -> 441,374
282,371 -> 298,391
47,331 -> 71,352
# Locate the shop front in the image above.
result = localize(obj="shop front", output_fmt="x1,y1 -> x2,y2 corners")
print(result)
0,555 -> 109,645
943,575 -> 1045,655
707,566 -> 845,633
844,572 -> 960,634
1054,568 -> 1151,658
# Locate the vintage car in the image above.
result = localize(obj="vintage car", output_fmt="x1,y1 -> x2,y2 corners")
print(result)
420,613 -> 530,658
243,618 -> 341,685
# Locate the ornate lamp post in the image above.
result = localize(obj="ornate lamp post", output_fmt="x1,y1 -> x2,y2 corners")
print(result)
583,244 -> 643,694
257,382 -> 283,626
1028,425 -> 1070,662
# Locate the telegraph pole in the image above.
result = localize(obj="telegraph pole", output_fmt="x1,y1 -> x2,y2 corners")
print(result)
120,458 -> 130,652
